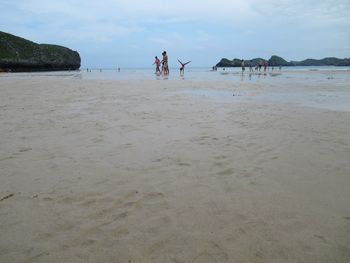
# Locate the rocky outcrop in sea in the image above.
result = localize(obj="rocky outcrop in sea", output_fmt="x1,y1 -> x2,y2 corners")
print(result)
0,31 -> 81,72
216,55 -> 350,67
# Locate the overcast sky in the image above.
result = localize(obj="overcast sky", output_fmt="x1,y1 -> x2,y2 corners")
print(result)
1,0 -> 349,68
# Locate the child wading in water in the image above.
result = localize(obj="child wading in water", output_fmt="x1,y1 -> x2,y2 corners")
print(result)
178,59 -> 191,75
153,56 -> 161,74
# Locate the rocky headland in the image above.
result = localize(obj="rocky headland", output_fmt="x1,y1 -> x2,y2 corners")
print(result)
0,31 -> 81,72
216,55 -> 350,67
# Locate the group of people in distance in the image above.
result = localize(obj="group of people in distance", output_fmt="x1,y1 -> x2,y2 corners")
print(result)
241,59 -> 281,72
154,51 -> 191,75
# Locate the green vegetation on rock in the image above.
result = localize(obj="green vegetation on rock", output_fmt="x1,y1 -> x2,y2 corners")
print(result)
0,31 -> 81,72
216,55 -> 350,67
268,55 -> 290,66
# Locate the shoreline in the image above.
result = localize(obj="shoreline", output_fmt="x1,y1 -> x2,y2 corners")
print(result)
1,68 -> 350,85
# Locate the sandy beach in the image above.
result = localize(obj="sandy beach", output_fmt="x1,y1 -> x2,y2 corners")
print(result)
0,76 -> 349,262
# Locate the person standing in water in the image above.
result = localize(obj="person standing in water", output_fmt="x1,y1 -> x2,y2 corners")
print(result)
178,59 -> 191,75
241,59 -> 245,72
249,63 -> 253,72
264,61 -> 268,71
161,51 -> 169,75
153,56 -> 161,74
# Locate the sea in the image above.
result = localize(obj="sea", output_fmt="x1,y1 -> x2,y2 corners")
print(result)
1,66 -> 350,85
1,66 -> 350,111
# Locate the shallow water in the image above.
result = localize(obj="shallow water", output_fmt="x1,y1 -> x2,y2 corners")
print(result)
184,88 -> 350,112
184,89 -> 237,98
1,66 -> 350,85
257,91 -> 350,112
2,67 -> 350,112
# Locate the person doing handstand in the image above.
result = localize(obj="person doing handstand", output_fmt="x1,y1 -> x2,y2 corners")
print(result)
178,59 -> 191,75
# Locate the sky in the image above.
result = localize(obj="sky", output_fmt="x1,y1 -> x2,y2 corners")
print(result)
1,0 -> 349,68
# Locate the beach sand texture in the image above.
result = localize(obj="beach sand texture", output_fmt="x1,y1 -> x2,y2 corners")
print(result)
0,78 -> 350,262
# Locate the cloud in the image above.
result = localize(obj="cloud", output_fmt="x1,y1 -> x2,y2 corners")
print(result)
1,0 -> 349,66
3,0 -> 350,34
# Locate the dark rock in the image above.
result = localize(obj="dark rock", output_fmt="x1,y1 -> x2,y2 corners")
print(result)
216,57 -> 267,67
268,55 -> 291,66
0,31 -> 81,72
216,55 -> 350,67
216,58 -> 236,67
291,57 -> 350,66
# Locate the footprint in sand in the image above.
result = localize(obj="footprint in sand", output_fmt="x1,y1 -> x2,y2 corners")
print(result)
216,168 -> 234,176
192,251 -> 228,263
114,211 -> 128,221
19,147 -> 32,152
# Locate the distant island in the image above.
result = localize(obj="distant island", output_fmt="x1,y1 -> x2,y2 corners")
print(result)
216,55 -> 350,67
0,31 -> 81,72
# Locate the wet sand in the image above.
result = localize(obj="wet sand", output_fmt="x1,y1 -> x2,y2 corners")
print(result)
0,78 -> 349,262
